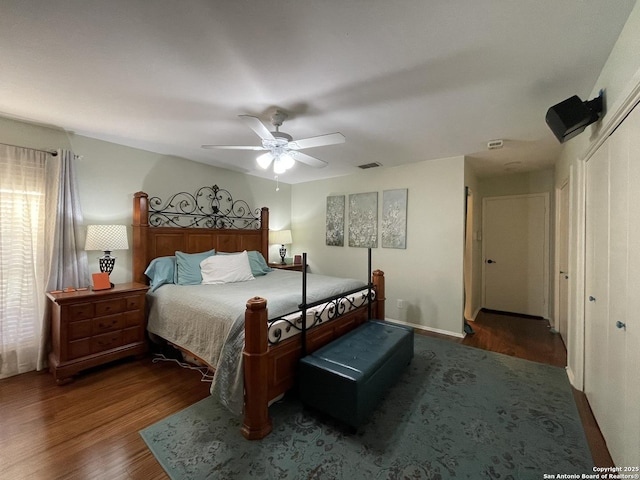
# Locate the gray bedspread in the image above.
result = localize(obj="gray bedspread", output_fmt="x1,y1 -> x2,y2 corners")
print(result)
146,269 -> 365,414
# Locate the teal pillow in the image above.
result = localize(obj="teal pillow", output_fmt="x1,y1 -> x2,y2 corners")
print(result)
144,256 -> 176,292
175,249 -> 216,285
218,250 -> 272,276
247,250 -> 272,276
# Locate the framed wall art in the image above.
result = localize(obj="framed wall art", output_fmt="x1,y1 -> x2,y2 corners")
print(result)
348,192 -> 378,248
326,195 -> 345,246
382,188 -> 408,249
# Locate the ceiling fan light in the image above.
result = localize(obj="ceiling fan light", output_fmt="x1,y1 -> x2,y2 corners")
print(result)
256,152 -> 273,169
280,153 -> 295,170
273,157 -> 287,174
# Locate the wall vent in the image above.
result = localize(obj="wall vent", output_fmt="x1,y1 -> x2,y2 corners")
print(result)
487,139 -> 504,150
358,162 -> 382,169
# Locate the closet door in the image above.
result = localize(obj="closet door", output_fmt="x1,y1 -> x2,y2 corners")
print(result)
620,105 -> 640,464
584,102 -> 640,466
605,118 -> 629,462
584,141 -> 611,442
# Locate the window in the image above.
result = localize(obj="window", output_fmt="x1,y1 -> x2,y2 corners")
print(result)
0,147 -> 47,379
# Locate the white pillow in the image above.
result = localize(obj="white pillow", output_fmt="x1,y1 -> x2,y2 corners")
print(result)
200,250 -> 255,284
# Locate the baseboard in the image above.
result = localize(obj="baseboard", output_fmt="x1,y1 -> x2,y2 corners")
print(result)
467,307 -> 482,322
481,308 -> 545,320
385,318 -> 465,339
565,365 -> 583,391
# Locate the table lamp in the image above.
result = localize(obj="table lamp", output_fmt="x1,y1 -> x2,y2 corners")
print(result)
84,224 -> 129,275
269,229 -> 293,264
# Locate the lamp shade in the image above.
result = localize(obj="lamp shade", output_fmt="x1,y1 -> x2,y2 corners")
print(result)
84,225 -> 129,251
269,229 -> 292,245
256,152 -> 273,169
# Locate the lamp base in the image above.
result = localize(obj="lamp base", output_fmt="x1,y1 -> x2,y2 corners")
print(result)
99,251 -> 117,275
279,245 -> 287,265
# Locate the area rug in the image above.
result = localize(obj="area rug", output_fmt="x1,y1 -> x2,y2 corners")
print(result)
140,335 -> 593,479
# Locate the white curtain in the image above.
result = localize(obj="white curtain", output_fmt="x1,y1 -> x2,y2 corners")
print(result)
0,146 -> 88,379
0,145 -> 48,378
38,149 -> 89,369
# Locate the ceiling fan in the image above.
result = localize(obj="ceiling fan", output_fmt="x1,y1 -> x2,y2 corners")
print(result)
201,110 -> 345,174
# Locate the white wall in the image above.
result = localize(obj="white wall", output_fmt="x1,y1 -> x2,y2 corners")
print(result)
554,0 -> 640,389
556,0 -> 640,185
291,156 -> 466,337
0,116 -> 293,284
479,169 -> 554,198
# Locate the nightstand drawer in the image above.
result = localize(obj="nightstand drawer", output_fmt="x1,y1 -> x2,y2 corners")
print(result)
69,302 -> 94,321
123,325 -> 143,344
124,294 -> 143,310
95,298 -> 126,316
92,314 -> 125,335
68,319 -> 92,341
68,338 -> 91,360
91,331 -> 123,353
123,310 -> 143,328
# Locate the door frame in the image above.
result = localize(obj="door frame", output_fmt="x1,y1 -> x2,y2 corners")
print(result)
481,192 -> 550,318
553,179 -> 570,339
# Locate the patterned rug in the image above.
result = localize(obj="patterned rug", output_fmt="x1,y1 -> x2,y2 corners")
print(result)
140,335 -> 593,479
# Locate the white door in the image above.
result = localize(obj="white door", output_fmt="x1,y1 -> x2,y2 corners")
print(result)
584,141 -> 611,444
623,104 -> 640,465
482,194 -> 548,317
558,181 -> 570,343
584,103 -> 640,466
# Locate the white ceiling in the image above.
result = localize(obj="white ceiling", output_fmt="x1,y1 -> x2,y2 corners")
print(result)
1,1 -> 635,183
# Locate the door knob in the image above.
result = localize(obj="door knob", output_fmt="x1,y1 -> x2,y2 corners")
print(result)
588,296 -> 596,302
616,321 -> 626,330
486,259 -> 496,264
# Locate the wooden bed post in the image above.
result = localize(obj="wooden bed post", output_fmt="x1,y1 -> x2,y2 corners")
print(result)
373,270 -> 385,320
132,191 -> 149,285
241,296 -> 272,440
260,207 -> 269,260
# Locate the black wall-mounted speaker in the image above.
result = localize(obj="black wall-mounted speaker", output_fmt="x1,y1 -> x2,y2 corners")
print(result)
545,92 -> 604,143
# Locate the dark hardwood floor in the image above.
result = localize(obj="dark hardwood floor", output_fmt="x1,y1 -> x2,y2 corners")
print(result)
0,311 -> 612,479
0,355 -> 210,479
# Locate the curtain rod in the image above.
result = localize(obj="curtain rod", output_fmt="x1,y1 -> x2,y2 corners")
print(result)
0,141 -> 58,156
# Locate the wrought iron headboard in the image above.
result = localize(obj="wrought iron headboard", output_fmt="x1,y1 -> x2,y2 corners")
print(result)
148,185 -> 261,229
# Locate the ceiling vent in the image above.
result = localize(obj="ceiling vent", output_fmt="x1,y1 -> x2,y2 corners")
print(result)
358,162 -> 382,169
487,139 -> 504,150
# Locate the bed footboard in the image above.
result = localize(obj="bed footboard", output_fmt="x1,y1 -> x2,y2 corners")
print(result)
241,269 -> 385,440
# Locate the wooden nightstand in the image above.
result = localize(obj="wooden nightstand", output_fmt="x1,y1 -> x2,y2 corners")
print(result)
269,263 -> 305,272
47,282 -> 149,384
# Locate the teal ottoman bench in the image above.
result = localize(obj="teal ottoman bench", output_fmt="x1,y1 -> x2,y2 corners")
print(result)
299,320 -> 414,428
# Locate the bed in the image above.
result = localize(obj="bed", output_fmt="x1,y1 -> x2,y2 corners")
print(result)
132,186 -> 385,439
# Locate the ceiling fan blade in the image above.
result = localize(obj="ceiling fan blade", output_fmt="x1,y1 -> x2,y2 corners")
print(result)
289,150 -> 328,168
201,144 -> 266,150
288,132 -> 345,150
239,115 -> 275,141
